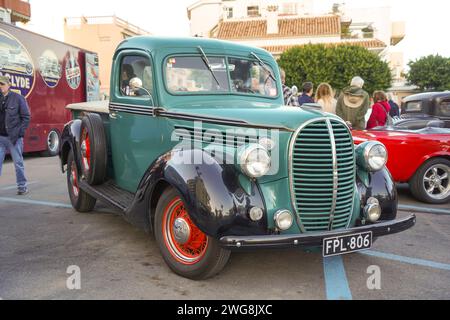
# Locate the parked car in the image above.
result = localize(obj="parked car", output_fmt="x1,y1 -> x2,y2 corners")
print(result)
59,37 -> 415,280
353,125 -> 450,204
397,92 -> 450,129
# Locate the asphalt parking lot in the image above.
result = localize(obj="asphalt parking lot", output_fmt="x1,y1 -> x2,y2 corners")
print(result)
0,156 -> 449,300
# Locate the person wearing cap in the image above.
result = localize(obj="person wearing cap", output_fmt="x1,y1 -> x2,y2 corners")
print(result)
0,75 -> 31,195
336,76 -> 370,130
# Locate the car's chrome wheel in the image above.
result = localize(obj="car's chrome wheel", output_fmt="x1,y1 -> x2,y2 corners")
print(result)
423,164 -> 450,201
47,130 -> 60,155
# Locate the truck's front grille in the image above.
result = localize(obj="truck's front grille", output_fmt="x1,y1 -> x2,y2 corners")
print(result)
290,119 -> 355,232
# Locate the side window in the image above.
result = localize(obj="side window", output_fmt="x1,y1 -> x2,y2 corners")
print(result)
119,55 -> 153,100
405,101 -> 422,113
438,100 -> 450,117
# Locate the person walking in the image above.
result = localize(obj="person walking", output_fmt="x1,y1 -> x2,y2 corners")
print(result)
367,91 -> 391,130
387,92 -> 401,118
298,82 -> 314,106
0,76 -> 31,195
336,76 -> 370,130
280,69 -> 299,107
315,83 -> 337,114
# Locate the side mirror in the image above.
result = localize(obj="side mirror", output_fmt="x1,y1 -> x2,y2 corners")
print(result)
291,85 -> 298,96
129,77 -> 144,92
128,77 -> 154,105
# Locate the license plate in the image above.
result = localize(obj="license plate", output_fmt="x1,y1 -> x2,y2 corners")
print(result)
323,232 -> 372,257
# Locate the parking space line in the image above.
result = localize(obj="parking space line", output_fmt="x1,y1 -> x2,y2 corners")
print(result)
361,250 -> 450,271
398,205 -> 450,216
0,197 -> 72,209
1,181 -> 39,191
323,256 -> 353,300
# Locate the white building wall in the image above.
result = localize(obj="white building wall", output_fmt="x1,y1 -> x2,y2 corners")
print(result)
231,35 -> 341,48
0,8 -> 12,24
189,1 -> 223,37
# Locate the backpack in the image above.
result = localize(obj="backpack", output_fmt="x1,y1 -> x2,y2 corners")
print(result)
380,103 -> 394,127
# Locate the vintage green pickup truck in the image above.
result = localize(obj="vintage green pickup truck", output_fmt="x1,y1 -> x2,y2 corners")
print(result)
60,36 -> 416,280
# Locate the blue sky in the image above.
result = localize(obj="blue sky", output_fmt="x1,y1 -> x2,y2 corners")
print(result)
28,0 -> 449,66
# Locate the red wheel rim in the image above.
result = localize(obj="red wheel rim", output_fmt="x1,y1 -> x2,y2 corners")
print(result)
81,129 -> 91,172
70,161 -> 79,197
162,197 -> 208,265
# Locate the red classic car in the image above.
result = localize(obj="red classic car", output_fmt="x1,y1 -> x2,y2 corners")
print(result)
353,127 -> 450,204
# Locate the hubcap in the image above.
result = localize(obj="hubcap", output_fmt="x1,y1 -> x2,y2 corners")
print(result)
423,164 -> 450,200
47,131 -> 59,153
163,197 -> 208,265
173,218 -> 191,245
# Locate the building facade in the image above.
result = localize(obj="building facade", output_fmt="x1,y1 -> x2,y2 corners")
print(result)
188,0 -> 407,92
0,0 -> 30,24
64,16 -> 150,95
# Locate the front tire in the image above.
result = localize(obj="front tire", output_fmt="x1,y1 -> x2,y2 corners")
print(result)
154,187 -> 231,280
410,158 -> 450,204
67,151 -> 96,212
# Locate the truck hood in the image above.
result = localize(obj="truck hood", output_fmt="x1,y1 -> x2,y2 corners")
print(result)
164,100 -> 337,131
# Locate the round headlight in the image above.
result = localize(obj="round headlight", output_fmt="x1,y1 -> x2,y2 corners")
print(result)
249,207 -> 264,222
274,210 -> 294,231
364,197 -> 381,223
365,142 -> 388,172
239,144 -> 271,178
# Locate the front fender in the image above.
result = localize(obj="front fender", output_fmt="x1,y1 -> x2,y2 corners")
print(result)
131,149 -> 268,238
357,167 -> 398,221
59,119 -> 82,172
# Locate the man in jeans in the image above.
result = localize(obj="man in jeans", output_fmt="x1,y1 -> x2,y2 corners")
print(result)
0,76 -> 31,195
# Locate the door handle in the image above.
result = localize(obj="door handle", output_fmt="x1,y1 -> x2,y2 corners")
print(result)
110,112 -> 118,119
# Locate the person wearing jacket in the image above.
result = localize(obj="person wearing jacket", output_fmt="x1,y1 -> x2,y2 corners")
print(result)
336,77 -> 370,130
387,92 -> 401,118
0,76 -> 31,195
367,91 -> 391,130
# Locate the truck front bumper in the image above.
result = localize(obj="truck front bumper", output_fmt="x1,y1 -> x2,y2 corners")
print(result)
219,214 -> 416,249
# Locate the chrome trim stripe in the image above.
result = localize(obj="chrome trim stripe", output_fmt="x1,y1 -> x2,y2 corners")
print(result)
326,119 -> 338,231
108,103 -> 295,131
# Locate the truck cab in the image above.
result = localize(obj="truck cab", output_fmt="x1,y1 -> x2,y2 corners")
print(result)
60,37 -> 415,280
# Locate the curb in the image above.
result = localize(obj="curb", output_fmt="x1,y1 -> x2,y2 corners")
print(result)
398,204 -> 450,215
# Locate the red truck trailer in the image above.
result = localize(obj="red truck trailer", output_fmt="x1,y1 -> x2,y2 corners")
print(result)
0,21 -> 100,156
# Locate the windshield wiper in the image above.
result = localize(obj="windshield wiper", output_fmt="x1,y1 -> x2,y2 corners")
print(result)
250,52 -> 277,82
197,46 -> 221,88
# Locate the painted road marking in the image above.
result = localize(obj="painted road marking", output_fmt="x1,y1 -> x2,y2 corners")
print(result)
1,181 -> 39,191
323,256 -> 353,300
361,250 -> 450,271
398,204 -> 450,216
0,197 -> 72,209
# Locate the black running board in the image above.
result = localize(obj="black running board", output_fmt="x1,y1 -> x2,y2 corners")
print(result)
79,180 -> 135,212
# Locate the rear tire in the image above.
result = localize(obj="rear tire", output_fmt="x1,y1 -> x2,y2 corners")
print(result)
67,151 -> 96,212
154,187 -> 231,280
410,158 -> 450,204
80,113 -> 107,186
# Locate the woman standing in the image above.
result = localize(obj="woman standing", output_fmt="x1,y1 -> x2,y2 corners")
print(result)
316,83 -> 337,114
367,91 -> 391,129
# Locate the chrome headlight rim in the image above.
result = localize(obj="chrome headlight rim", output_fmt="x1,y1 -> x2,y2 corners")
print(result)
239,144 -> 272,178
364,197 -> 382,223
363,141 -> 388,172
274,210 -> 294,231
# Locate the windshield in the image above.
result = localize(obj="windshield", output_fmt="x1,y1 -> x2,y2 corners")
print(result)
165,56 -> 278,98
